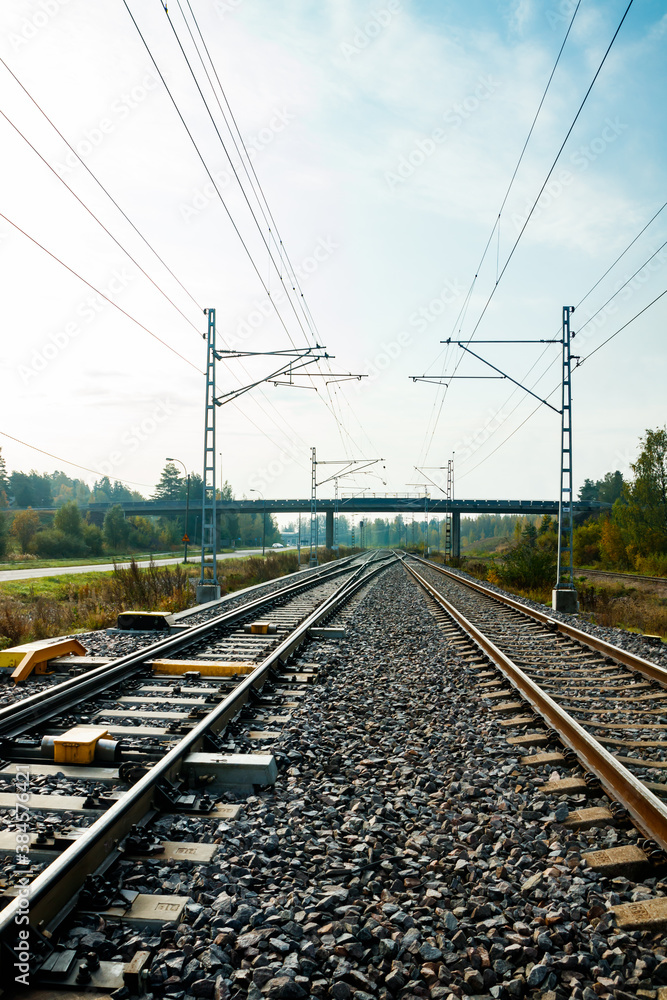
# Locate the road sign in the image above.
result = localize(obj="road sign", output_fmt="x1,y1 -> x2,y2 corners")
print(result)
182,535 -> 190,543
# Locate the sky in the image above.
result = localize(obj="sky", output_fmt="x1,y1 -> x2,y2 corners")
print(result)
1,0 -> 666,508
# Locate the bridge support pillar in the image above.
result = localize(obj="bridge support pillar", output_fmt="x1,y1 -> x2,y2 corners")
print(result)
325,510 -> 334,550
452,511 -> 461,560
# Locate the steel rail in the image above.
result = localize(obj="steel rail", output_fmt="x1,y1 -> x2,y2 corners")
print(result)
0,554 -> 367,740
407,555 -> 667,688
403,559 -> 667,852
0,552 -> 396,955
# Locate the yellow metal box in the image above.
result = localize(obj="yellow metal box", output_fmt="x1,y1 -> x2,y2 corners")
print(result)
53,725 -> 110,765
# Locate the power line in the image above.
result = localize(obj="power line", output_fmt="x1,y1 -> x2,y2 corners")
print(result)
0,429 -> 154,488
457,286 -> 667,483
464,0 -> 635,345
166,1 -> 373,458
122,0 -> 309,353
419,0 -> 582,465
0,55 -> 203,316
0,107 -> 202,335
578,286 -> 667,365
0,211 -> 203,374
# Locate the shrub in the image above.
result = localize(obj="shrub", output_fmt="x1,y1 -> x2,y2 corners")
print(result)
496,526 -> 556,591
31,529 -> 89,558
83,523 -> 104,555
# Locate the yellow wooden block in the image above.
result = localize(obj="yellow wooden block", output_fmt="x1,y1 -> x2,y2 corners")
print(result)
150,660 -> 255,677
1,638 -> 87,683
54,726 -> 109,765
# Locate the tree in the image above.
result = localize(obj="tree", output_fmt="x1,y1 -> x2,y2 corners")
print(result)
597,470 -> 624,505
578,478 -> 598,502
11,508 -> 40,553
153,463 -> 184,501
0,512 -> 8,559
91,476 -> 112,503
54,501 -> 83,537
0,450 -> 9,508
103,505 -> 130,551
573,519 -> 601,565
83,522 -> 104,555
615,428 -> 667,557
10,471 -> 52,507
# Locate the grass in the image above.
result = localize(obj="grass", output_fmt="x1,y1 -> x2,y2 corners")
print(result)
0,545 -> 268,572
577,582 -> 667,640
0,546 -> 356,649
0,550 -> 175,571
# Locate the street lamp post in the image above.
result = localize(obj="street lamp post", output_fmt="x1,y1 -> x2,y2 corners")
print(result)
166,457 -> 190,563
250,489 -> 266,556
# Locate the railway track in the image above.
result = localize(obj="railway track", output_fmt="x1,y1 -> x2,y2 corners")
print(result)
575,567 -> 667,590
0,550 -> 395,992
403,555 -> 667,908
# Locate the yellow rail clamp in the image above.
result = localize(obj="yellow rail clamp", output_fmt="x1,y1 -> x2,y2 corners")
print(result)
150,659 -> 256,677
244,621 -> 276,635
53,725 -> 110,765
0,638 -> 88,684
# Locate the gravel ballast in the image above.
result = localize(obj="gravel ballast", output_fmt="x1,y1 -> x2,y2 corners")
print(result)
57,562 -> 667,1000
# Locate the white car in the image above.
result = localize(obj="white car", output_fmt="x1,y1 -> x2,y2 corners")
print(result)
272,542 -> 285,548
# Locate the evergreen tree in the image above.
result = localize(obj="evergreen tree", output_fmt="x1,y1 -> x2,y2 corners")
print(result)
0,449 -> 10,508
153,463 -> 183,501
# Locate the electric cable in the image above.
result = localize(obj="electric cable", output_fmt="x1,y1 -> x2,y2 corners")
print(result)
0,107 -> 202,335
0,55 -> 203,315
168,0 -> 372,459
454,204 -> 667,470
0,429 -> 154,488
464,0 -> 635,345
419,0 -> 582,465
0,210 -> 203,374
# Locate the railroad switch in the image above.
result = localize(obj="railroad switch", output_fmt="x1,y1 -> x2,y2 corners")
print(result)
0,637 -> 87,683
115,611 -> 175,631
42,725 -> 120,765
244,620 -> 278,634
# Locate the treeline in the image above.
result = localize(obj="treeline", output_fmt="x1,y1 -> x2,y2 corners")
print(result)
573,427 -> 667,575
0,458 -> 282,560
0,455 -> 143,509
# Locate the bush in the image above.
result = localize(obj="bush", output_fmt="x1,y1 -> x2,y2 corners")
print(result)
31,529 -> 89,558
0,512 -> 7,560
84,523 -> 104,555
634,552 -> 667,577
496,526 -> 556,591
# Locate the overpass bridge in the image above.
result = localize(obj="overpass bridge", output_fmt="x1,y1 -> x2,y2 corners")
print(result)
15,497 -> 610,559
